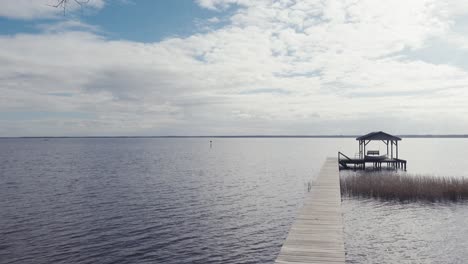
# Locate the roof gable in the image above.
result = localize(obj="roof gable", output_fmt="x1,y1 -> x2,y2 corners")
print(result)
356,131 -> 401,141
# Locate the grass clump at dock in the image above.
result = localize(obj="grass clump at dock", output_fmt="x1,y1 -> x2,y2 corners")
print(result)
340,172 -> 468,202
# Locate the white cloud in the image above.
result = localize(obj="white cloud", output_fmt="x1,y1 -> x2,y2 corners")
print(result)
2,0 -> 468,135
36,20 -> 101,33
196,0 -> 251,10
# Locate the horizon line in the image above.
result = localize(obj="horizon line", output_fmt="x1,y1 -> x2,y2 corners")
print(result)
1,134 -> 468,139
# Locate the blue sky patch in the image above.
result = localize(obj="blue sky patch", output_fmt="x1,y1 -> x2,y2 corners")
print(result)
0,1 -> 232,42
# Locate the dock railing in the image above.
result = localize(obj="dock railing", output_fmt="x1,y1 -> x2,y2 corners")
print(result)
338,152 -> 352,169
338,151 -> 351,161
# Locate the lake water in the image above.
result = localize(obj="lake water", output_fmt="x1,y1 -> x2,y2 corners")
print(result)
1,138 -> 467,263
343,198 -> 468,264
341,138 -> 468,264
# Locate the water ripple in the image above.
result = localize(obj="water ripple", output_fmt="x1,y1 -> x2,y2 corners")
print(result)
343,198 -> 468,263
0,138 -> 324,264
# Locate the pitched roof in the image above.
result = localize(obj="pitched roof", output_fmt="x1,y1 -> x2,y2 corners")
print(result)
356,131 -> 402,141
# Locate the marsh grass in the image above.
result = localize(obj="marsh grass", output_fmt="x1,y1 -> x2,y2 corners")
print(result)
340,172 -> 468,202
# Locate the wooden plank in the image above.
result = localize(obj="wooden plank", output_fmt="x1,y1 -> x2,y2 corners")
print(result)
275,157 -> 345,264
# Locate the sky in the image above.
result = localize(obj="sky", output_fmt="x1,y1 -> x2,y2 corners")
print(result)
2,0 -> 468,136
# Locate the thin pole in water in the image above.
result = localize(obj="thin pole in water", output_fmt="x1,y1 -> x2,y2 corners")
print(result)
210,140 -> 212,148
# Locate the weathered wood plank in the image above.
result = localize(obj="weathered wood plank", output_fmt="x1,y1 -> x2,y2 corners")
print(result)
275,157 -> 345,264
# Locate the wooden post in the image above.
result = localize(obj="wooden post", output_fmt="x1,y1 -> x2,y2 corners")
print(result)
390,140 -> 393,159
387,140 -> 389,157
362,141 -> 364,158
359,140 -> 362,158
363,141 -> 366,159
396,141 -> 398,159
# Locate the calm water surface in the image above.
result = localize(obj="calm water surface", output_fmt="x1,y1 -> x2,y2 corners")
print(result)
342,138 -> 468,263
343,198 -> 468,264
1,138 -> 468,263
0,138 -> 346,264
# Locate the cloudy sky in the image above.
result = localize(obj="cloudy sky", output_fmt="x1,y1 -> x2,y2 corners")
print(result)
2,0 -> 468,136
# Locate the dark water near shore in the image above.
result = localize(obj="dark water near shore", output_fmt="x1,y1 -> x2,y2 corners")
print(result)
1,138 -> 468,263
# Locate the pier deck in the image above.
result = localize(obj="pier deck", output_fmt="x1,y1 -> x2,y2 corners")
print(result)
275,157 -> 345,264
338,152 -> 407,170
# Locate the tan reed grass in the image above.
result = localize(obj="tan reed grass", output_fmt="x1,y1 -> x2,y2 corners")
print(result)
340,172 -> 468,202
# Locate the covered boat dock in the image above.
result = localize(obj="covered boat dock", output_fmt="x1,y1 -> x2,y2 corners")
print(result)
338,131 -> 407,170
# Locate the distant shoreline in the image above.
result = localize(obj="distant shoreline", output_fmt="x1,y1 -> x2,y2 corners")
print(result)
1,135 -> 468,139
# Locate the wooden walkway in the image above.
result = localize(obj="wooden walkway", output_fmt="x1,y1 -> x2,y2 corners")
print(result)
275,157 -> 345,264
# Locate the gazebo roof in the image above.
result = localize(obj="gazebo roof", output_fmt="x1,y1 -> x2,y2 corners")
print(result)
356,131 -> 401,141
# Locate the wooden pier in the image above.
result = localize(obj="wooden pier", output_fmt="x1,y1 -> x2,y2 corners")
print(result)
338,152 -> 407,170
338,131 -> 407,171
275,157 -> 345,264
